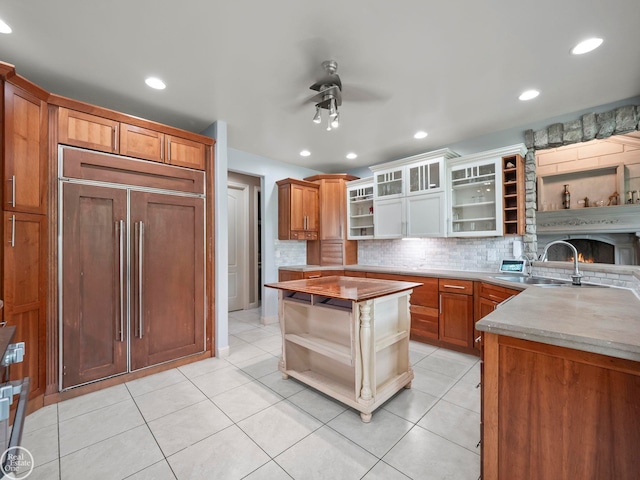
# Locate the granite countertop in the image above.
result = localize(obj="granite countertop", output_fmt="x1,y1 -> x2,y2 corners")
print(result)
265,275 -> 422,301
278,264 -> 640,362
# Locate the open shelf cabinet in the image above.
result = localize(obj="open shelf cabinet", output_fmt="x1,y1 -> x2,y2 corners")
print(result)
502,154 -> 525,235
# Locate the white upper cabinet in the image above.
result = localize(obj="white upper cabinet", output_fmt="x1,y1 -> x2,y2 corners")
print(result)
446,144 -> 526,237
346,178 -> 375,239
370,149 -> 458,238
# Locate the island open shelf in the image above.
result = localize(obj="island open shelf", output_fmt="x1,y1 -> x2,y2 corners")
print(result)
265,275 -> 421,422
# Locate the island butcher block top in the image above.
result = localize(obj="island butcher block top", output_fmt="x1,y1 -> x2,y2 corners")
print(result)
265,275 -> 423,301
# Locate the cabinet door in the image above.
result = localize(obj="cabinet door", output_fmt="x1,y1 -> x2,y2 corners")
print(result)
130,192 -> 205,370
58,107 -> 119,153
439,292 -> 474,348
406,192 -> 445,237
303,186 -> 318,232
290,184 -> 306,231
4,83 -> 47,214
3,212 -> 47,398
319,178 -> 345,240
61,184 -> 128,388
373,198 -> 404,238
120,124 -> 164,163
166,135 -> 206,170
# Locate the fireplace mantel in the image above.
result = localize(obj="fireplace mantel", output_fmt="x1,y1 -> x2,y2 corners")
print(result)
537,204 -> 640,235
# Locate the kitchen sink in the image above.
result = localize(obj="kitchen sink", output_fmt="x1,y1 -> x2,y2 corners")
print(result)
491,275 -> 608,288
491,275 -> 567,285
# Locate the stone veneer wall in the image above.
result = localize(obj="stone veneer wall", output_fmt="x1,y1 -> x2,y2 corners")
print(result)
358,237 -> 518,272
523,104 -> 640,258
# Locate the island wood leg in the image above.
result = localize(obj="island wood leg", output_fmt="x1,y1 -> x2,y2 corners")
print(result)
360,412 -> 372,423
359,300 -> 373,402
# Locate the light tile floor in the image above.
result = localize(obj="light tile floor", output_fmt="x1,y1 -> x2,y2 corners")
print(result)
21,308 -> 481,480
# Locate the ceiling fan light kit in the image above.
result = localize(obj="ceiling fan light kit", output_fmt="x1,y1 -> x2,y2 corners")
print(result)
310,60 -> 342,130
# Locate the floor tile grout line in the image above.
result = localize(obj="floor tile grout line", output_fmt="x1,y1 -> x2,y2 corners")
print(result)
412,422 -> 482,457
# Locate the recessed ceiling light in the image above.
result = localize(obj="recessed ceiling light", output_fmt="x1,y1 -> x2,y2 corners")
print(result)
346,153 -> 358,160
519,89 -> 540,101
414,131 -> 428,139
145,77 -> 166,90
0,18 -> 12,34
300,150 -> 311,157
571,38 -> 603,55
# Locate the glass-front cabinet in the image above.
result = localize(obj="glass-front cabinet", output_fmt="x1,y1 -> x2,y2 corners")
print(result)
371,149 -> 457,238
448,157 -> 502,236
346,178 -> 375,239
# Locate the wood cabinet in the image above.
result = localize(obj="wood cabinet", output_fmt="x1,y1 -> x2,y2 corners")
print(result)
3,212 -> 47,398
473,282 -> 520,353
4,82 -> 48,215
502,153 -> 525,235
60,149 -> 206,389
482,333 -> 640,479
277,178 -> 319,240
305,174 -> 358,265
58,108 -> 206,170
2,80 -> 48,402
58,107 -> 119,153
438,279 -> 474,349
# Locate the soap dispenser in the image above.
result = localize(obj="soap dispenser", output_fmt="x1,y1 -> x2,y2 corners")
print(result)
563,184 -> 571,209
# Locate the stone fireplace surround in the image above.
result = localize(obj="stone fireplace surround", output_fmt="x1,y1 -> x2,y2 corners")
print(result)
523,104 -> 640,259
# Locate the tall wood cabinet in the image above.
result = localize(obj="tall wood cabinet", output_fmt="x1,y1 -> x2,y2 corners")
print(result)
2,80 -> 48,400
60,148 -> 206,389
304,174 -> 358,265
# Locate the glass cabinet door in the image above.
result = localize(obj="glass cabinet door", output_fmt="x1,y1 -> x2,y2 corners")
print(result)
408,159 -> 442,194
375,168 -> 403,198
449,159 -> 501,236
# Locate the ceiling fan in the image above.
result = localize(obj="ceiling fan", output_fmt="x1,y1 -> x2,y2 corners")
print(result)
308,60 -> 342,130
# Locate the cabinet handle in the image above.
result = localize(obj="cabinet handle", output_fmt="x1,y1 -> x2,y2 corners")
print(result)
475,335 -> 482,343
113,126 -> 119,152
138,221 -> 144,339
439,294 -> 442,315
118,220 -> 125,342
167,138 -> 171,162
8,215 -> 15,247
443,284 -> 466,289
160,137 -> 164,161
7,175 -> 16,208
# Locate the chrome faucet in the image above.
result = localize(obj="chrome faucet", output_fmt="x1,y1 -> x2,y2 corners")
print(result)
540,240 -> 583,285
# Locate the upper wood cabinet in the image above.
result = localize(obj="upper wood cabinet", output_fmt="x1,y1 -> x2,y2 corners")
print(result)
166,134 -> 206,170
58,107 -> 207,170
304,174 -> 359,266
4,82 -> 48,214
277,178 -> 319,240
58,107 -> 119,153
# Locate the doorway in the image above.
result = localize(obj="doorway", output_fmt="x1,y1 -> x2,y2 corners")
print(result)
227,172 -> 262,311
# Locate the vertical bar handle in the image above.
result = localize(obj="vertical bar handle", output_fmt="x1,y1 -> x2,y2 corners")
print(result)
167,138 -> 171,162
160,137 -> 164,161
8,215 -> 15,247
138,221 -> 144,339
118,220 -> 124,342
7,175 -> 16,208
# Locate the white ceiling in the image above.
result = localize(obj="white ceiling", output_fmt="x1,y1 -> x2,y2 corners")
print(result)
1,0 -> 639,172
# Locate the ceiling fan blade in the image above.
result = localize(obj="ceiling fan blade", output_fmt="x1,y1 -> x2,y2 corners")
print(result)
341,84 -> 390,103
309,74 -> 342,91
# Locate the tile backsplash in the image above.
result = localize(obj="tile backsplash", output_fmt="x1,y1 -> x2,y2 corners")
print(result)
275,240 -> 307,266
357,237 -> 519,272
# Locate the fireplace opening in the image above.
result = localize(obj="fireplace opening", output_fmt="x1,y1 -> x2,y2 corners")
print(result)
545,239 -> 615,264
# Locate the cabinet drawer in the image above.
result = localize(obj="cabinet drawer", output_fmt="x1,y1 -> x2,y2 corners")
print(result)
410,305 -> 439,339
478,282 -> 521,303
439,278 -> 473,295
289,230 -> 318,240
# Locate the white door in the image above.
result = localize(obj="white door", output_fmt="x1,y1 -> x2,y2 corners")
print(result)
228,183 -> 248,311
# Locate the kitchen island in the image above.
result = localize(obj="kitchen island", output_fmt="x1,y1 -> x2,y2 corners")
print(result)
265,275 -> 421,422
476,286 -> 640,479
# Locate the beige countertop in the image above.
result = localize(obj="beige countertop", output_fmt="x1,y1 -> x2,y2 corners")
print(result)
279,264 -> 640,362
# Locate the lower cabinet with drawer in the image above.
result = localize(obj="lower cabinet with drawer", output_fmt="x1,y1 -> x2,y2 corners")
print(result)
438,279 -> 475,352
